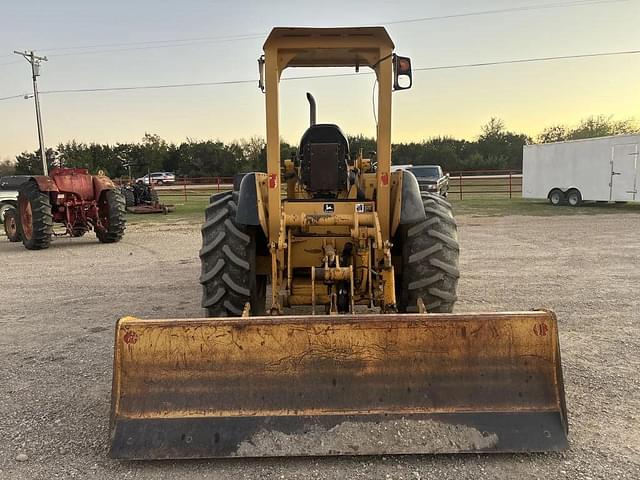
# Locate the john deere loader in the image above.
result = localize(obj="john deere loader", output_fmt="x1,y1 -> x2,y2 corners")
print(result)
110,27 -> 568,459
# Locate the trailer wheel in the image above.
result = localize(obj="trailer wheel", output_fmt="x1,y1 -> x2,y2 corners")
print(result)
3,208 -> 21,242
18,180 -> 53,250
200,191 -> 267,317
96,189 -> 126,243
395,193 -> 459,313
566,189 -> 582,207
549,189 -> 565,206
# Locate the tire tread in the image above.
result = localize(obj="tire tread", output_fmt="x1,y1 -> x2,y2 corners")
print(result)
396,192 -> 460,313
200,191 -> 266,316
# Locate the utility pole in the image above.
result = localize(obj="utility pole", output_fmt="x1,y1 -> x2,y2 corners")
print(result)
14,50 -> 49,176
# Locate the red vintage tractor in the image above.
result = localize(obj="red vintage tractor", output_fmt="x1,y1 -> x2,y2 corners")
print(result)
17,168 -> 126,250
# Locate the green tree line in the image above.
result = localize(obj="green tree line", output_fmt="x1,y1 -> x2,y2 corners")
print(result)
6,115 -> 638,177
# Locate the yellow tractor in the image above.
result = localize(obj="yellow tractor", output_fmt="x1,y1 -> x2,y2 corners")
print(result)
110,27 -> 567,459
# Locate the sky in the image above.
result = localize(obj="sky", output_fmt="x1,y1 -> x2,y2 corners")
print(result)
0,0 -> 639,160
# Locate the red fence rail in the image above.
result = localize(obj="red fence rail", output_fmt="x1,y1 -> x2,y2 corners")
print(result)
447,170 -> 522,200
114,176 -> 234,187
114,171 -> 522,202
113,176 -> 235,202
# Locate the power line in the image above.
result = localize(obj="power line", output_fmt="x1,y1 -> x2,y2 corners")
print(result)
46,35 -> 266,58
385,0 -> 630,25
414,49 -> 640,71
39,33 -> 267,53
0,94 -> 25,101
41,78 -> 257,95
5,0 -> 628,59
1,48 -> 635,101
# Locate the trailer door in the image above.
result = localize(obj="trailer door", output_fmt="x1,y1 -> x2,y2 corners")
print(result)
610,144 -> 638,201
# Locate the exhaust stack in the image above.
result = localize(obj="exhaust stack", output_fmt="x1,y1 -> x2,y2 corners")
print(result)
306,92 -> 316,126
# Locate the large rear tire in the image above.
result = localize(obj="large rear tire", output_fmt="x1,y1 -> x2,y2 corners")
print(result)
200,191 -> 266,317
120,187 -> 135,207
96,189 -> 126,243
395,193 -> 460,313
18,180 -> 53,250
3,208 -> 21,242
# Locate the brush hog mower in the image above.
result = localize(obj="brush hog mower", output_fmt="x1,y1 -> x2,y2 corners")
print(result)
118,181 -> 174,214
110,27 -> 567,459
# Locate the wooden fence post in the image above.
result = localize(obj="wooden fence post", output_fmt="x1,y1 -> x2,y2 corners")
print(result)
183,176 -> 187,203
509,170 -> 512,199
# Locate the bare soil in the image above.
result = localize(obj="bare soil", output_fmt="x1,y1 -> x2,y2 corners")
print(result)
0,213 -> 638,479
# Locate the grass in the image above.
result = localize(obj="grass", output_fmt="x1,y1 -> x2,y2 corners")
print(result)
123,188 -> 640,225
125,191 -> 216,225
450,195 -> 640,216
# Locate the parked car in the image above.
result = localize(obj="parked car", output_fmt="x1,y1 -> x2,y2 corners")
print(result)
406,165 -> 449,197
0,190 -> 17,223
135,172 -> 176,185
0,175 -> 30,222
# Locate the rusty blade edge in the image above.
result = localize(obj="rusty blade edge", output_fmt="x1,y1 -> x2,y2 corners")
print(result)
116,311 -> 555,328
113,405 -> 563,420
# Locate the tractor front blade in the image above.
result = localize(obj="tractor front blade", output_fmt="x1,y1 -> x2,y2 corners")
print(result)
109,311 -> 567,459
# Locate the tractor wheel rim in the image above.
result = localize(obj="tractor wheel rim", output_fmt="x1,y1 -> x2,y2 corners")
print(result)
19,199 -> 33,240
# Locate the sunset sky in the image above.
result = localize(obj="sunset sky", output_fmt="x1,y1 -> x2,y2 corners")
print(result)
0,0 -> 638,160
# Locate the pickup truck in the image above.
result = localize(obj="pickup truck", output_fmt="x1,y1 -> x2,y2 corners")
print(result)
406,165 -> 450,197
0,176 -> 29,222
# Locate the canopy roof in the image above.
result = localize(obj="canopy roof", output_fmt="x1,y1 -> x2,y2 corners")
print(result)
263,27 -> 394,68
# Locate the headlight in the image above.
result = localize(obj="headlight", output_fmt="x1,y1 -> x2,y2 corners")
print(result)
427,184 -> 437,190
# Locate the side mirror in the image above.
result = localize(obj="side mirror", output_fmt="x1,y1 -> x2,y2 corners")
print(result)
393,54 -> 412,91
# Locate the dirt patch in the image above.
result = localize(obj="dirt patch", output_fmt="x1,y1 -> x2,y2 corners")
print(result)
1,214 -> 639,479
237,419 -> 498,456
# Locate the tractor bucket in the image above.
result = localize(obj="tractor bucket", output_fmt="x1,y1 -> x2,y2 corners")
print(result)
109,310 -> 567,459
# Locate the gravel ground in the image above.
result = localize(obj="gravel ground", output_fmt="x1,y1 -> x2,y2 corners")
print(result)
0,213 -> 638,479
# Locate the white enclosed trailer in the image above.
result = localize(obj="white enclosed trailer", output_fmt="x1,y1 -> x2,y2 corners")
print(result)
523,134 -> 639,206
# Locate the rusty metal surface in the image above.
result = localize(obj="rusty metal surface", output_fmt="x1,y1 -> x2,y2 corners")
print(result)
110,311 -> 568,459
31,175 -> 58,192
92,175 -> 116,202
50,170 -> 95,201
